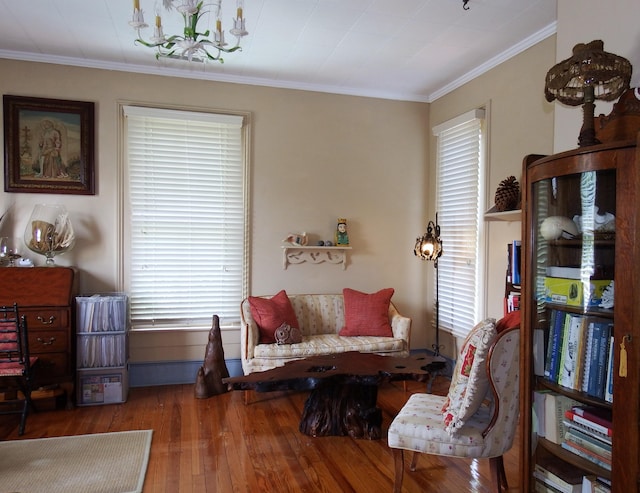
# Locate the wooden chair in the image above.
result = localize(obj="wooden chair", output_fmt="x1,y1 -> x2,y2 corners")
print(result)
0,303 -> 38,435
388,325 -> 520,493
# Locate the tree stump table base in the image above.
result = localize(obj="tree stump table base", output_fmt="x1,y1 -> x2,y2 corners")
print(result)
223,351 -> 445,440
299,383 -> 382,439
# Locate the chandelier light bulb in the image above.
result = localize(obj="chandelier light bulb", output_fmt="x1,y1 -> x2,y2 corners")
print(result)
130,0 -> 248,63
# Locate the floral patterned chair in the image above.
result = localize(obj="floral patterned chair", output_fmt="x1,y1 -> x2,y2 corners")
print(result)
387,323 -> 520,493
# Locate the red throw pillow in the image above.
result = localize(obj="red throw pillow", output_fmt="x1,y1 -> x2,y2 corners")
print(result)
339,287 -> 394,337
496,310 -> 520,333
248,290 -> 300,344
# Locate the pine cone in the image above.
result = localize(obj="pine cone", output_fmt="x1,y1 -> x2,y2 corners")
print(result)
494,176 -> 520,212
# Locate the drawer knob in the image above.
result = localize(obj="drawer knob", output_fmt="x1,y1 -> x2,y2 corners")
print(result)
37,337 -> 56,346
36,315 -> 56,325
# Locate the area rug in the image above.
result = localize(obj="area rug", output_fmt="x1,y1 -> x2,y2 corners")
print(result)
0,429 -> 153,493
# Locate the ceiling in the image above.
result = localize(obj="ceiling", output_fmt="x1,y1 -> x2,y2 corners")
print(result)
0,0 -> 557,103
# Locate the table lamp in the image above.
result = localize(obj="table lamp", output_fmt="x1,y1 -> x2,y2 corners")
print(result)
544,40 -> 632,147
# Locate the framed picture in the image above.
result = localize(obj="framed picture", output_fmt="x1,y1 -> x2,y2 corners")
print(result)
3,95 -> 95,194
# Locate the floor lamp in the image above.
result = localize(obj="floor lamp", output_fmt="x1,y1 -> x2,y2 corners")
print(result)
414,214 -> 443,356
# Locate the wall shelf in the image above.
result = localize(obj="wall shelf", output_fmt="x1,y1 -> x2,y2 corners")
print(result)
484,206 -> 521,222
282,246 -> 352,270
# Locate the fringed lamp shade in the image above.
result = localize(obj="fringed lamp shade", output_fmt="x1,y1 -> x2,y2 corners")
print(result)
544,40 -> 632,147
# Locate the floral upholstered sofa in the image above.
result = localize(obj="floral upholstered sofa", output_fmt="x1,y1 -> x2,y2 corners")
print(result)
240,288 -> 411,374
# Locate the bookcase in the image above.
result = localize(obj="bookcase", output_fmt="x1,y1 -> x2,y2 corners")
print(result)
519,137 -> 640,493
75,293 -> 129,406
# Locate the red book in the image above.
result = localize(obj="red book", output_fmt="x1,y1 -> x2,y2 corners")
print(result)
563,438 -> 611,466
565,408 -> 612,437
571,406 -> 612,429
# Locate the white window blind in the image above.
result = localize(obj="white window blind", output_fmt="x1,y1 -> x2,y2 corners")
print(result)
433,109 -> 485,338
122,105 -> 247,329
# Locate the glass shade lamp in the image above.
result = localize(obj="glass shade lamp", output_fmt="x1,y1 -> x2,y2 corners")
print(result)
24,204 -> 75,266
544,40 -> 632,147
414,214 -> 444,356
414,217 -> 443,265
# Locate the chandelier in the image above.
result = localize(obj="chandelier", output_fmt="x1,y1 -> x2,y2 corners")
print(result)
129,0 -> 248,63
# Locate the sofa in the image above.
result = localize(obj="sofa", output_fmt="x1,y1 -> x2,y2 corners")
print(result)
240,290 -> 411,374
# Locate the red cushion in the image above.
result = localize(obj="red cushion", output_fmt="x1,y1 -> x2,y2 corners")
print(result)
496,310 -> 520,333
248,290 -> 299,344
339,288 -> 394,337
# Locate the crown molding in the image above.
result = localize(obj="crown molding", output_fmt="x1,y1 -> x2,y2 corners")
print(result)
0,22 -> 556,104
428,21 -> 557,103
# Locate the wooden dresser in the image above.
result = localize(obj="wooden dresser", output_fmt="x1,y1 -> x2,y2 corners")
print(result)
0,267 -> 75,406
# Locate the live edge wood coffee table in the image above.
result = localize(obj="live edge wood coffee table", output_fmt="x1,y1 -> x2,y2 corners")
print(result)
223,351 -> 445,440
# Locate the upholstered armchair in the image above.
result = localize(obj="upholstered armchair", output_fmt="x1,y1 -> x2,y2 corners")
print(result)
388,322 -> 520,493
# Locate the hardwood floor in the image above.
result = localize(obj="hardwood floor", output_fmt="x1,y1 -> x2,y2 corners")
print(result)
0,377 -> 521,492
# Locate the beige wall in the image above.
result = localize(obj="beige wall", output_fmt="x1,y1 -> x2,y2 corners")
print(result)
428,37 -> 556,357
0,59 -> 430,362
0,32 -> 560,363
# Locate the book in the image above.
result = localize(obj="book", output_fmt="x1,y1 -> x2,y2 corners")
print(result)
507,292 -> 521,312
535,477 -> 565,493
534,389 -> 551,437
558,314 -> 584,389
563,437 -> 611,466
587,322 -> 612,399
546,310 -> 568,383
573,317 -> 589,390
512,240 -> 521,285
571,406 -> 612,431
594,326 -> 612,399
565,426 -> 612,460
563,419 -> 612,446
535,452 -> 585,493
545,310 -> 559,379
582,476 -> 597,493
564,408 -> 612,437
582,475 -> 612,493
581,322 -> 595,393
534,328 -> 547,376
546,266 -> 582,279
561,441 -> 612,470
533,471 -> 581,493
604,335 -> 614,403
593,481 -> 611,493
545,392 -> 580,444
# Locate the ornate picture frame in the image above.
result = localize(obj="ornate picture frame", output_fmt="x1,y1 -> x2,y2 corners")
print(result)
3,95 -> 95,194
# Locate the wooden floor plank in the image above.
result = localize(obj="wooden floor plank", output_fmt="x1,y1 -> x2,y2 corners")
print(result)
0,377 -> 521,492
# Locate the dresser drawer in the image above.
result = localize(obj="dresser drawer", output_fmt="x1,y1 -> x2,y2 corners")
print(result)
23,309 -> 69,330
34,352 -> 70,378
29,329 -> 69,354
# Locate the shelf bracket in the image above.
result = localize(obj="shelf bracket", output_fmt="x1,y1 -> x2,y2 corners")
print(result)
282,246 -> 352,270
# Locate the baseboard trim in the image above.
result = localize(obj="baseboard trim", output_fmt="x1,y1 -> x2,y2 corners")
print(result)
129,359 -> 243,387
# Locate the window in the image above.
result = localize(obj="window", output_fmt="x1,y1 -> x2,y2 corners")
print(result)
121,105 -> 248,330
432,109 -> 486,338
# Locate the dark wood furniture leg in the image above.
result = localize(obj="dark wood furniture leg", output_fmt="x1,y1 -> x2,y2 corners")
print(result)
393,448 -> 404,493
